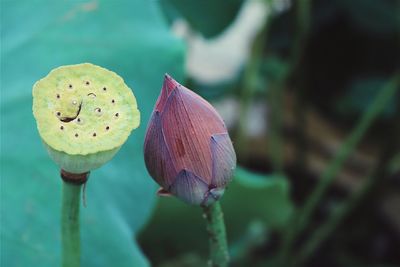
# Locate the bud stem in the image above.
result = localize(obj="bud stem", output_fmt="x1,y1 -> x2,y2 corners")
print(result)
61,178 -> 84,267
202,202 -> 229,267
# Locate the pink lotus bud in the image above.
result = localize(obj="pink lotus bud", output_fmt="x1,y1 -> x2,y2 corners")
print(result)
144,74 -> 236,206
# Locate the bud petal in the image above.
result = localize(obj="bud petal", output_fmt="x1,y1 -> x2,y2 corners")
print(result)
143,111 -> 177,188
161,88 -> 220,183
210,133 -> 236,187
169,169 -> 209,205
155,74 -> 179,112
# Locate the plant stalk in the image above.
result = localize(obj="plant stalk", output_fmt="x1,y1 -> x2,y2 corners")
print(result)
289,0 -> 311,75
280,73 -> 400,263
202,201 -> 229,267
236,10 -> 270,154
293,85 -> 400,266
296,74 -> 399,234
295,173 -> 374,265
278,0 -> 312,261
61,181 -> 82,267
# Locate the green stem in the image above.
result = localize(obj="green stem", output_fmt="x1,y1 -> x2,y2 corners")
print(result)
289,0 -> 311,75
295,172 -> 375,265
267,75 -> 287,173
291,0 -> 312,170
296,74 -> 399,233
294,85 -> 400,266
236,18 -> 269,153
280,74 -> 400,263
202,202 -> 229,267
278,0 -> 312,261
61,181 -> 82,267
269,0 -> 311,174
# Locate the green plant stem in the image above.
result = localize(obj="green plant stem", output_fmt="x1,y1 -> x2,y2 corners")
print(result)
267,78 -> 286,173
278,0 -> 312,261
279,74 -> 400,263
236,31 -> 265,152
295,173 -> 374,265
291,0 -> 312,170
61,181 -> 82,267
269,0 -> 311,174
294,85 -> 400,266
296,74 -> 399,233
236,14 -> 270,154
294,155 -> 395,266
202,202 -> 229,267
289,0 -> 311,75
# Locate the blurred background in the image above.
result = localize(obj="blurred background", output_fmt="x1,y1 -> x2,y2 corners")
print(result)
1,0 -> 399,267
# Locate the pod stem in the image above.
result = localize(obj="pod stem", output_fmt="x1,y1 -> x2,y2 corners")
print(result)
202,201 -> 229,267
61,170 -> 88,267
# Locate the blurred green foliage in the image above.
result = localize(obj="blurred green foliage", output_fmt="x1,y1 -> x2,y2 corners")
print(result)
160,0 -> 244,38
0,1 -> 184,266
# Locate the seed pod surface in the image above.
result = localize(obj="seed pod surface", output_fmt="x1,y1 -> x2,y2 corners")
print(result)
33,63 -> 140,173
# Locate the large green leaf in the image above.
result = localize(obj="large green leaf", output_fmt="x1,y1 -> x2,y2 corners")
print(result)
160,0 -> 244,38
139,167 -> 294,264
0,1 -> 185,266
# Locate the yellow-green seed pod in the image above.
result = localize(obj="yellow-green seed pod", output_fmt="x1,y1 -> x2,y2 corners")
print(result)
32,63 -> 140,173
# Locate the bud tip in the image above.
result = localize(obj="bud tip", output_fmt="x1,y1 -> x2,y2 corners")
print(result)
162,73 -> 179,94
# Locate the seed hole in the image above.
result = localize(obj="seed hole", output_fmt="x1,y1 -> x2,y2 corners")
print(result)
77,118 -> 81,122
93,133 -> 97,137
103,87 -> 107,91
75,133 -> 79,137
56,112 -> 61,116
60,126 -> 64,130
115,113 -> 119,117
106,126 -> 110,130
68,84 -> 73,89
85,81 -> 90,85
56,94 -> 60,99
111,99 -> 115,103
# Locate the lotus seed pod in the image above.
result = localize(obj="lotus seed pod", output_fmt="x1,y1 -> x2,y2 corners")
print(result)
33,63 -> 140,173
144,74 -> 236,206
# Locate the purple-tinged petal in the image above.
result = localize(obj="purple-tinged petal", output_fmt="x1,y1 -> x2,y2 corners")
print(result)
178,85 -> 228,132
161,87 -> 227,183
144,111 -> 178,188
210,133 -> 236,187
169,169 -> 209,205
155,74 -> 179,112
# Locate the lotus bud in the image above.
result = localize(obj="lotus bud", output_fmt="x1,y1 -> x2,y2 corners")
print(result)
33,63 -> 140,174
144,74 -> 236,206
